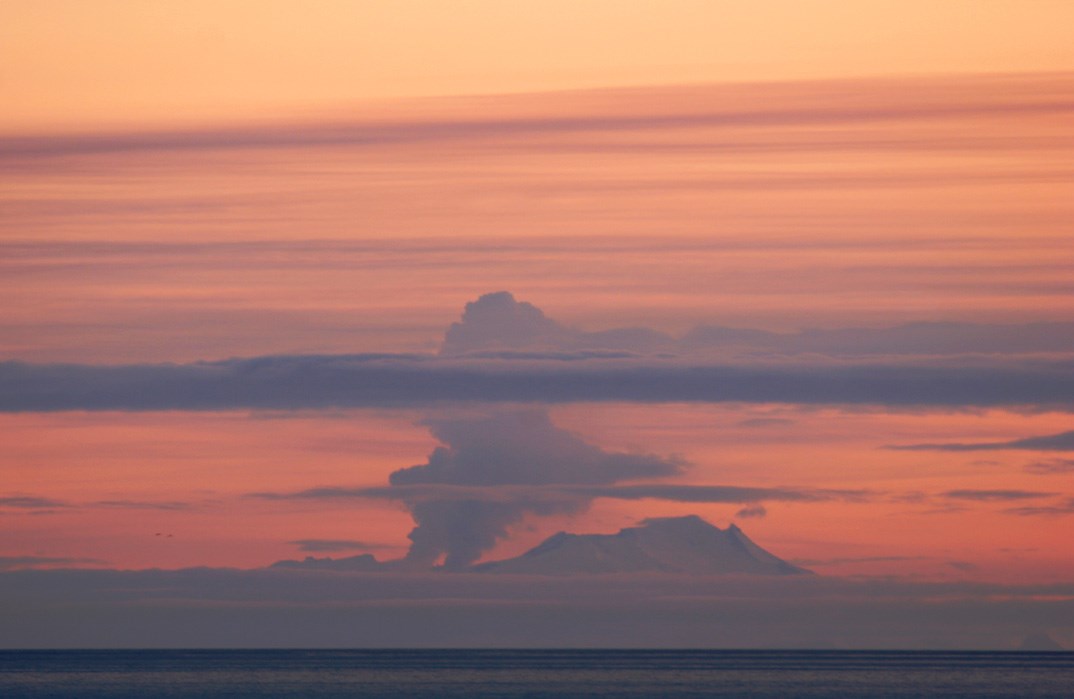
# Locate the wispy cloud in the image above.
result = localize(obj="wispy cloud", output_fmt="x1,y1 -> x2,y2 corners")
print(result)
5,74 -> 1071,161
736,418 -> 795,429
0,555 -> 106,570
1004,498 -> 1074,517
288,539 -> 393,553
891,430 -> 1074,452
1024,459 -> 1074,474
941,489 -> 1055,502
0,496 -> 69,509
91,499 -> 196,511
2,494 -> 200,512
790,555 -> 926,567
260,483 -> 871,506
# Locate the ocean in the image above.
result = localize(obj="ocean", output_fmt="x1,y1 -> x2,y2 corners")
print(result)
1,649 -> 1072,697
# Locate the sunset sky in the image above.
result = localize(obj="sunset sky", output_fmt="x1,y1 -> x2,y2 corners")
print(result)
2,1 -> 1073,648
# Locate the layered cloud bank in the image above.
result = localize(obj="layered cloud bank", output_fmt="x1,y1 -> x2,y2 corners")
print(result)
4,292 -> 1074,412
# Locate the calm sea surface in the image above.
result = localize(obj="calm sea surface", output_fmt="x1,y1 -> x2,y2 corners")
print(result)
1,649 -> 1072,698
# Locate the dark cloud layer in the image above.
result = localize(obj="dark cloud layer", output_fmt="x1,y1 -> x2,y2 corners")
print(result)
5,354 -> 1074,412
4,290 -> 1074,413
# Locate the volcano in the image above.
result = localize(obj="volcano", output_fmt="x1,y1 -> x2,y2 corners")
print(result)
473,515 -> 810,575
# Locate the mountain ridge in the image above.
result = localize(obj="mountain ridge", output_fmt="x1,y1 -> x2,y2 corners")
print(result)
472,515 -> 810,576
267,515 -> 810,576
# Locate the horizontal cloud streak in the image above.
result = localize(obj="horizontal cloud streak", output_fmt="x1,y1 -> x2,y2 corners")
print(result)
1004,498 -> 1074,517
4,74 -> 1071,160
0,556 -> 106,570
1,494 -> 201,512
5,354 -> 1074,411
942,489 -> 1055,502
892,430 -> 1074,451
1024,459 -> 1074,474
92,499 -> 195,511
254,483 -> 873,506
791,555 -> 926,567
289,540 -> 391,553
0,496 -> 68,509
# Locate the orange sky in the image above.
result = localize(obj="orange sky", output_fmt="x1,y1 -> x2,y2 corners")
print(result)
3,0 -> 1074,131
3,74 -> 1072,362
2,3 -> 1074,598
4,404 -> 1074,582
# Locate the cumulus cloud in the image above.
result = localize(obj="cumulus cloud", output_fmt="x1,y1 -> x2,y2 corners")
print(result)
441,292 -> 575,355
440,291 -> 675,357
443,292 -> 1074,359
891,430 -> 1074,452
